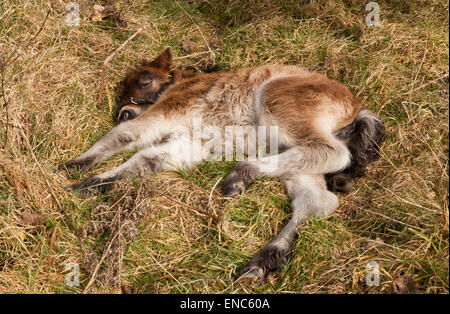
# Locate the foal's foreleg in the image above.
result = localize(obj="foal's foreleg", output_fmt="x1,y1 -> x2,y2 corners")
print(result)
239,173 -> 339,282
64,116 -> 175,175
66,135 -> 198,196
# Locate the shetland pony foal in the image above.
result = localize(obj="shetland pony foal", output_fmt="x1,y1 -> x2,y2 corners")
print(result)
65,49 -> 384,282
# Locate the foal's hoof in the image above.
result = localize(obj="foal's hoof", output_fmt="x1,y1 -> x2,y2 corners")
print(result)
238,244 -> 290,283
325,173 -> 354,194
63,156 -> 95,175
66,176 -> 114,196
238,266 -> 266,283
223,162 -> 258,196
222,172 -> 246,196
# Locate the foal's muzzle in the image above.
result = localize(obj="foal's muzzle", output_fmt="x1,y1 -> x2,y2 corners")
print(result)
118,97 -> 153,108
117,97 -> 154,123
118,109 -> 138,123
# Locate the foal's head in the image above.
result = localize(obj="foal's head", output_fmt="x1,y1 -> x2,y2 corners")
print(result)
116,48 -> 174,123
117,48 -> 219,123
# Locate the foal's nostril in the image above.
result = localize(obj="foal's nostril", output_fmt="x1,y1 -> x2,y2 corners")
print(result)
118,110 -> 136,122
119,111 -> 129,122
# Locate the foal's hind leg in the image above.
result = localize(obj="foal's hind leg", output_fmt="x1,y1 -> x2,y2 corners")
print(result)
239,173 -> 339,282
223,138 -> 350,196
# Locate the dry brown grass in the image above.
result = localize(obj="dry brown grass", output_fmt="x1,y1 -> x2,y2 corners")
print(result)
0,0 -> 448,293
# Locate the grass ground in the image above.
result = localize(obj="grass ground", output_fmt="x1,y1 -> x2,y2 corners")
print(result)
0,0 -> 448,294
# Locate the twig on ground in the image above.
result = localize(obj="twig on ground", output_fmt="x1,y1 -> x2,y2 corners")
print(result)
175,1 -> 215,64
1,10 -> 50,147
208,176 -> 222,218
403,73 -> 449,95
97,27 -> 144,104
19,127 -> 85,255
153,188 -> 220,223
0,66 -> 10,147
2,10 -> 50,70
173,51 -> 212,60
320,41 -> 377,70
48,223 -> 58,255
83,205 -> 123,294
83,183 -> 144,293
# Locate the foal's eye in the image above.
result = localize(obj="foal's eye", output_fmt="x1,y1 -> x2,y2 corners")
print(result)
139,80 -> 152,87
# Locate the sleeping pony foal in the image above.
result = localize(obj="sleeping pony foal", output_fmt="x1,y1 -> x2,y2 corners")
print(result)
64,49 -> 384,282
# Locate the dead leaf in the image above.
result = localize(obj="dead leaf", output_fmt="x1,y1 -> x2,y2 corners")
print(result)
393,275 -> 420,294
121,285 -> 133,294
92,4 -> 123,24
92,5 -> 106,22
182,40 -> 196,53
21,209 -> 47,226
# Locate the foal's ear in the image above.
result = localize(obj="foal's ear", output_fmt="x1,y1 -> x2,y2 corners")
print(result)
150,48 -> 172,71
140,59 -> 151,66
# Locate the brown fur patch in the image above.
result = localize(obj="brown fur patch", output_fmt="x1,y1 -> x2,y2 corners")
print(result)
139,72 -> 222,117
263,74 -> 361,145
119,65 -> 171,105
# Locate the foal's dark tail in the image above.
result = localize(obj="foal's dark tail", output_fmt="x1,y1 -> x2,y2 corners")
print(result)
325,108 -> 385,193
